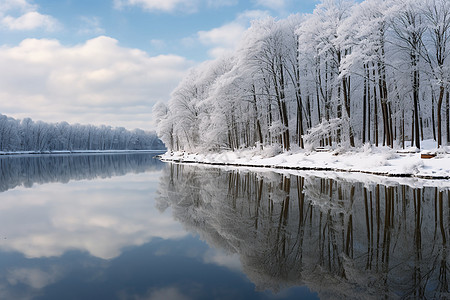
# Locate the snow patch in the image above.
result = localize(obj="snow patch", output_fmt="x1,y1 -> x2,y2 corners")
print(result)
161,139 -> 450,184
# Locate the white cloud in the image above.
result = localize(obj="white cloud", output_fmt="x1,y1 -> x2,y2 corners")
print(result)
114,0 -> 198,13
114,0 -> 238,13
198,22 -> 245,57
0,0 -> 35,13
7,267 -> 62,289
203,249 -> 242,272
0,0 -> 59,31
0,36 -> 192,130
197,10 -> 270,58
2,11 -> 57,31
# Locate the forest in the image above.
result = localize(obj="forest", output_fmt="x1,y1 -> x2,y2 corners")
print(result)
0,114 -> 164,152
154,0 -> 450,152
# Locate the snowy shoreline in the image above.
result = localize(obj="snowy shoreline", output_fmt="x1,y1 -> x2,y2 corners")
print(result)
0,150 -> 164,156
159,141 -> 450,183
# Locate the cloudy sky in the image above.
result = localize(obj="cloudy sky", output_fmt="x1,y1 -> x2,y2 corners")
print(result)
0,0 -> 319,131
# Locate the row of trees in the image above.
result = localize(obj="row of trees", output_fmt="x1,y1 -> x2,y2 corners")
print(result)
155,0 -> 450,151
0,114 -> 164,152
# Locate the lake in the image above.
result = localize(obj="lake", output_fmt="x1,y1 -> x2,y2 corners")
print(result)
0,153 -> 448,299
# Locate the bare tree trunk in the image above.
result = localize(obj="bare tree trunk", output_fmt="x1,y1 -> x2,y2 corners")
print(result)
306,95 -> 312,128
432,90 -> 437,141
342,76 -> 355,147
378,62 -> 392,147
389,102 -> 394,145
373,64 -> 379,146
316,57 -> 323,124
413,62 -> 421,149
363,64 -> 368,144
402,110 -> 405,149
280,63 -> 290,151
411,111 -> 415,147
385,73 -> 394,146
437,85 -> 445,146
295,49 -> 304,148
367,67 -> 371,144
252,85 -> 263,148
447,90 -> 450,144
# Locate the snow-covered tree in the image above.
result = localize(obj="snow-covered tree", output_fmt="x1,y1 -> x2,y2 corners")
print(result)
155,0 -> 449,152
421,0 -> 450,146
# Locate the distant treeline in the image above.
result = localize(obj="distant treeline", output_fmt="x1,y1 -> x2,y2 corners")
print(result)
0,114 -> 165,152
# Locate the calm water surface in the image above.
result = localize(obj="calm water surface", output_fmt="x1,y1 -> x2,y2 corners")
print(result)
0,153 -> 448,299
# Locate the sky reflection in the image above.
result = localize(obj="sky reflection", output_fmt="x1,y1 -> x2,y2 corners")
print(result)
0,236 -> 314,300
0,171 -> 187,259
0,154 -> 319,299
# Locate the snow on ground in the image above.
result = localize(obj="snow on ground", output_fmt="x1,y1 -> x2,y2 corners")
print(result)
160,140 -> 450,187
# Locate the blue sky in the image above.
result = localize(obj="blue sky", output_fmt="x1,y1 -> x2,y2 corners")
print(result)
0,0 -> 320,130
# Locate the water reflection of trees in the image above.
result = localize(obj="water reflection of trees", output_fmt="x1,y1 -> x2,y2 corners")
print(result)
0,153 -> 164,193
157,164 -> 450,299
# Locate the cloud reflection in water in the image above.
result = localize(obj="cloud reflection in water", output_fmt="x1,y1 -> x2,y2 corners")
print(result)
0,154 -> 318,300
0,171 -> 187,259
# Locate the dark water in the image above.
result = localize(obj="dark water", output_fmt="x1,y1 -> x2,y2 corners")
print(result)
0,154 -> 448,299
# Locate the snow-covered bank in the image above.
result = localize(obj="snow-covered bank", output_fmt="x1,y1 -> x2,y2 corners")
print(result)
0,149 -> 164,156
160,141 -> 450,182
